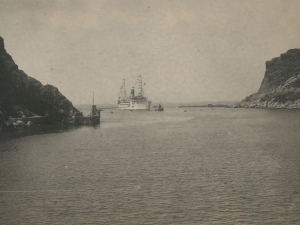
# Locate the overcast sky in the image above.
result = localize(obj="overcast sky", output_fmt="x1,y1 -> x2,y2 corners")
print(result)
1,0 -> 300,104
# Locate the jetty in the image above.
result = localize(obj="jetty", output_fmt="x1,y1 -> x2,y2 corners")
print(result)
74,92 -> 100,125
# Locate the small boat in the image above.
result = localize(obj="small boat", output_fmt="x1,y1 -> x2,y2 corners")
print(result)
155,103 -> 164,111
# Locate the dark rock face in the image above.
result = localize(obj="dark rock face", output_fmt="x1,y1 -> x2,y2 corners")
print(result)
0,36 -> 79,123
240,49 -> 300,109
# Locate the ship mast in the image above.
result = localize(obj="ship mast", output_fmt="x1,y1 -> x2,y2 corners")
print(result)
140,75 -> 143,96
123,79 -> 127,99
118,79 -> 127,102
136,75 -> 143,97
91,91 -> 97,116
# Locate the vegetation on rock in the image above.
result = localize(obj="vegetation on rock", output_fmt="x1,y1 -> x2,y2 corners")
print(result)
240,49 -> 300,109
0,36 -> 79,126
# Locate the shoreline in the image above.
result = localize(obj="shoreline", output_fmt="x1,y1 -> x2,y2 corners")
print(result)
178,104 -> 231,108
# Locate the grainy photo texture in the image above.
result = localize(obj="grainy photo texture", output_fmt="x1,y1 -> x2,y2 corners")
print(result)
0,1 -> 300,224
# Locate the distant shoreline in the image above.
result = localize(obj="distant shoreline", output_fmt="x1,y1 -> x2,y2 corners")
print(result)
178,104 -> 231,108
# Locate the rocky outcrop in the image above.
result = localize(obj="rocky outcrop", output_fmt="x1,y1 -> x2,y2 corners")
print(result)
239,49 -> 300,109
0,36 -> 79,125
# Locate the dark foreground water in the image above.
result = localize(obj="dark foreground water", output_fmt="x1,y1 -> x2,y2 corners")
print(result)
0,107 -> 300,224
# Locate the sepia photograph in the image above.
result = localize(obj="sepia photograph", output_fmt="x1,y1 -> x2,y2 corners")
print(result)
0,0 -> 300,224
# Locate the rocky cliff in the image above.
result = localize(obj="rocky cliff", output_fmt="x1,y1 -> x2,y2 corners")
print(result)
0,36 -> 79,124
239,49 -> 300,109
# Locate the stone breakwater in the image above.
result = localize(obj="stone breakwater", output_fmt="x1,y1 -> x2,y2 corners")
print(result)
239,49 -> 300,109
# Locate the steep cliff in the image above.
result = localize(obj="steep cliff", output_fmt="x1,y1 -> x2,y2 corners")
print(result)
240,49 -> 300,109
0,36 -> 79,124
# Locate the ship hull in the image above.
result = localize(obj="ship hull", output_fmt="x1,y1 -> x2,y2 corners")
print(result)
118,100 -> 151,110
118,101 -> 130,108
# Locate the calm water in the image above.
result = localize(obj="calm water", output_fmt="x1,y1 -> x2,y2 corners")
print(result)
0,107 -> 300,224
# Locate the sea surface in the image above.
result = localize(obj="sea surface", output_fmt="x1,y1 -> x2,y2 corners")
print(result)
0,106 -> 300,224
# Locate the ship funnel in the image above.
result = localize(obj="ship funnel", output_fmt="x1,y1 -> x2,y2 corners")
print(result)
130,87 -> 135,98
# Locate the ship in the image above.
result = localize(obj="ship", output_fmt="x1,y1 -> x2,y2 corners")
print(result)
118,75 -> 151,110
155,103 -> 164,111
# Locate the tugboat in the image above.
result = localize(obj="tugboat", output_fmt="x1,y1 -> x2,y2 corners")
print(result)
74,92 -> 100,125
155,103 -> 164,111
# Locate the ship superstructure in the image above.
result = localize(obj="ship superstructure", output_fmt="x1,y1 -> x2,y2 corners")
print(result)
118,75 -> 151,110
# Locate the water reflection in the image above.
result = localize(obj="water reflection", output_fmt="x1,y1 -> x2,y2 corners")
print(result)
0,124 -> 79,141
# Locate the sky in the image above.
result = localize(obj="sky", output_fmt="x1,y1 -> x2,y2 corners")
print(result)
0,0 -> 300,104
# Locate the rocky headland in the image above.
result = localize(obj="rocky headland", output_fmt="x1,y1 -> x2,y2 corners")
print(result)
239,49 -> 300,109
0,36 -> 79,128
